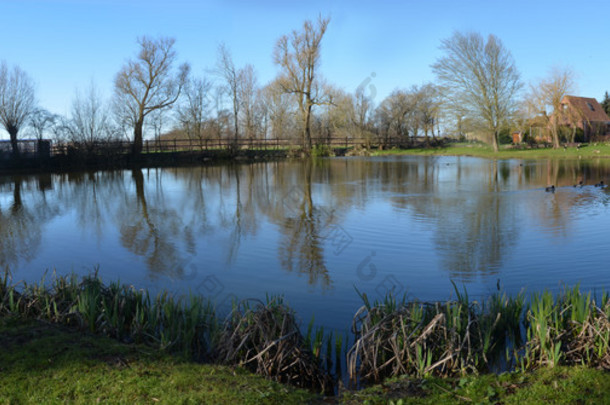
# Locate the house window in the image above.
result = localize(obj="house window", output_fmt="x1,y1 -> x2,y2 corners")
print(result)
587,102 -> 595,111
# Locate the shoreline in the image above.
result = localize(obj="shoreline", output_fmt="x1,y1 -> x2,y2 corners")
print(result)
3,317 -> 609,403
4,141 -> 610,176
3,272 -> 610,403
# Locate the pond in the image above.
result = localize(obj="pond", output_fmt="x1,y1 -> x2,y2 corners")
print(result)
2,155 -> 610,332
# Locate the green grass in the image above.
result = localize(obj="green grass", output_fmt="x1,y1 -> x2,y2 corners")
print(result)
3,317 -> 610,404
0,316 -> 319,404
342,367 -> 610,404
4,272 -> 610,403
372,142 -> 610,159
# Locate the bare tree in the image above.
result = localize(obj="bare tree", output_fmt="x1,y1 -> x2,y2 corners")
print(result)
29,108 -> 58,141
352,88 -> 374,146
432,32 -> 521,151
68,81 -> 114,149
415,83 -> 441,142
148,108 -> 168,149
0,61 -> 36,157
526,67 -> 575,148
261,80 -> 296,141
255,87 -> 270,140
273,15 -> 331,152
317,86 -> 353,143
376,89 -> 418,144
216,44 -> 243,147
113,36 -> 190,155
176,76 -> 213,147
239,64 -> 260,143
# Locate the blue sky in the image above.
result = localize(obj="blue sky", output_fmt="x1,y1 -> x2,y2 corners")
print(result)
1,0 -> 609,124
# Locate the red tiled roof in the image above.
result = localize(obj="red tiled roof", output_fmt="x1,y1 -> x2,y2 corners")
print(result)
562,95 -> 610,123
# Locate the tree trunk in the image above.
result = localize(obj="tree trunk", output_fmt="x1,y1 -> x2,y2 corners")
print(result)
491,130 -> 499,152
551,126 -> 560,149
304,105 -> 313,151
133,120 -> 144,155
8,126 -> 20,158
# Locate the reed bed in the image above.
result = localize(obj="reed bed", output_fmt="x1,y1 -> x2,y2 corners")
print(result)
0,270 -> 335,393
4,269 -> 610,393
215,298 -> 334,394
521,286 -> 610,370
0,270 -> 218,359
346,287 -> 524,384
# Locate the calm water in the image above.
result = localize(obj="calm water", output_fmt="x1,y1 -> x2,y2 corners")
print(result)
3,156 -> 610,332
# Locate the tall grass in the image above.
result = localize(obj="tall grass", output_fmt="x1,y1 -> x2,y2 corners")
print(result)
0,270 -> 217,359
215,297 -> 334,394
3,269 -> 610,392
0,270 -> 335,393
521,285 -> 610,370
346,286 -> 524,384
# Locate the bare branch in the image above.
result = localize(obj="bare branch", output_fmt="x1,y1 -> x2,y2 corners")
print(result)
113,36 -> 190,154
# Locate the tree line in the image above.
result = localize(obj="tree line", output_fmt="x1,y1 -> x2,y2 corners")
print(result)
2,16 -> 610,158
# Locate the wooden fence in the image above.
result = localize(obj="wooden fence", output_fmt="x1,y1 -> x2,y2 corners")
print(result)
0,140 -> 51,159
48,136 -> 438,156
0,136 -> 442,159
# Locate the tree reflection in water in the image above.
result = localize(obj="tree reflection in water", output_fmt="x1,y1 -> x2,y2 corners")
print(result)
277,159 -> 331,288
0,177 -> 57,270
3,157 -> 610,290
117,169 -> 186,278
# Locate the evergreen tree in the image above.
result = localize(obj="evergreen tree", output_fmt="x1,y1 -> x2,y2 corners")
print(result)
601,91 -> 610,116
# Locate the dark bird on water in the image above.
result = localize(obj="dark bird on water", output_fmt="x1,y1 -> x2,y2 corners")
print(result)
595,181 -> 606,188
574,180 -> 583,188
545,185 -> 555,192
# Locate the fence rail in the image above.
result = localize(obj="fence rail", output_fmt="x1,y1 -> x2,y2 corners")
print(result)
0,139 -> 51,159
48,136 -> 439,156
1,136 -> 442,160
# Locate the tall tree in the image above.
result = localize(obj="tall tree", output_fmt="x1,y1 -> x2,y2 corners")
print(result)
261,79 -> 296,141
69,81 -> 114,148
352,87 -> 374,146
176,76 -> 213,146
526,67 -> 575,148
0,62 -> 36,157
274,15 -> 331,152
216,44 -> 243,147
601,91 -> 610,116
113,36 -> 189,155
415,83 -> 441,141
432,32 -> 521,152
239,64 -> 260,142
29,108 -> 58,141
376,89 -> 418,143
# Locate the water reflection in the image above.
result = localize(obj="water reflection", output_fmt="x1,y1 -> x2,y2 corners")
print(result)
116,169 -> 192,278
2,157 -> 610,292
278,159 -> 331,288
435,180 -> 518,279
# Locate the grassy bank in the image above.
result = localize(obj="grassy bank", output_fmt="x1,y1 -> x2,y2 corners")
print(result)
3,272 -> 610,402
3,318 -> 610,404
0,316 -> 318,404
372,142 -> 610,159
343,366 -> 610,404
